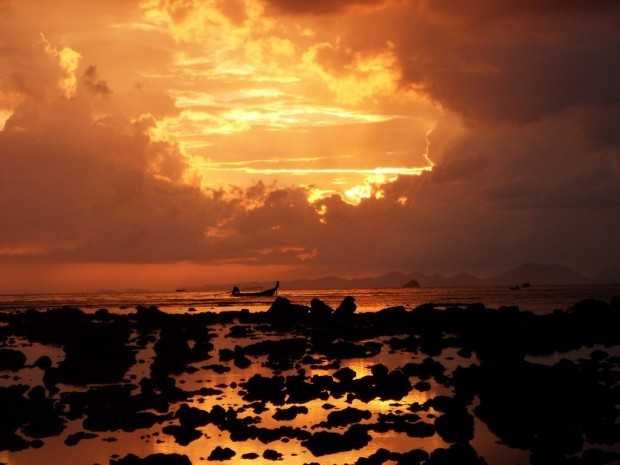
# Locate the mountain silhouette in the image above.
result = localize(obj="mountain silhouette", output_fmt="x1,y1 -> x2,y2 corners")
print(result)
192,262 -> 619,291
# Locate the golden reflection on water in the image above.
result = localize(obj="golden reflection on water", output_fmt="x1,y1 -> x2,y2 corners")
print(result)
1,322 -> 516,465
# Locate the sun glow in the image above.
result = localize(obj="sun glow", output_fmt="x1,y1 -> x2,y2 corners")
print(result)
40,34 -> 81,98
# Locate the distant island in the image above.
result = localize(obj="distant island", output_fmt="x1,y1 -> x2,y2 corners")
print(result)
188,262 -> 620,292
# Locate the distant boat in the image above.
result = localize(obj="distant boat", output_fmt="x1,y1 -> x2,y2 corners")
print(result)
232,281 -> 279,297
176,286 -> 186,292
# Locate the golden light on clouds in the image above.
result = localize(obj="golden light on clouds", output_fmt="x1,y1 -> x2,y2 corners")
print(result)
40,34 -> 82,99
6,0 -> 615,292
126,0 -> 440,206
302,41 -> 401,105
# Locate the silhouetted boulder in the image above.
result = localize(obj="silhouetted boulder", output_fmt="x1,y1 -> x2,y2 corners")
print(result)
263,449 -> 283,460
322,407 -> 371,427
434,406 -> 475,443
56,321 -> 135,384
34,355 -> 52,370
266,297 -> 309,326
333,296 -> 357,320
64,431 -> 98,446
310,298 -> 333,322
162,424 -> 203,445
241,374 -> 286,405
426,443 -> 487,465
272,405 -> 308,421
177,403 -> 211,428
395,449 -> 429,465
402,279 -> 420,288
375,370 -> 412,400
208,446 -> 236,461
151,328 -> 192,376
355,447 -> 394,465
0,349 -> 26,371
333,367 -> 357,382
302,424 -> 371,456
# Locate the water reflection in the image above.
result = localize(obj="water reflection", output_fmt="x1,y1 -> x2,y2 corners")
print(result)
3,296 -> 616,465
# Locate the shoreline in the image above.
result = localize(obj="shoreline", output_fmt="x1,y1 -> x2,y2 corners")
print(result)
1,295 -> 619,465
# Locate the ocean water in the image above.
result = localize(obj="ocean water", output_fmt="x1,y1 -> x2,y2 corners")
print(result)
1,284 -> 619,314
1,284 -> 619,465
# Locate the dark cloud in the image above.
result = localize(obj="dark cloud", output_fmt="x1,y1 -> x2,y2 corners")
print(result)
2,0 -> 619,287
263,0 -> 386,16
398,17 -> 620,124
82,66 -> 112,96
0,90 -> 223,263
429,153 -> 489,184
418,0 -> 620,23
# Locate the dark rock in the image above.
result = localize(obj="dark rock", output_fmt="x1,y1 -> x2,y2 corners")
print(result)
310,298 -> 333,322
333,296 -> 357,320
590,349 -> 609,361
0,349 -> 27,371
395,449 -> 429,465
21,414 -> 66,439
177,403 -> 211,428
266,297 -> 309,326
64,431 -> 98,446
325,341 -> 382,359
162,424 -> 203,445
241,374 -> 286,405
333,367 -> 357,382
372,412 -> 434,438
202,364 -> 230,374
375,370 -> 412,400
242,452 -> 259,459
56,321 -> 135,384
434,407 -> 475,443
151,328 -> 192,376
463,359 -> 616,457
413,381 -> 432,392
244,338 -> 307,361
272,405 -> 308,421
370,363 -> 389,378
233,352 -> 252,369
0,432 -> 34,452
581,448 -> 620,465
426,443 -> 487,465
355,447 -> 393,465
301,424 -> 371,456
84,410 -> 167,433
208,446 -> 236,461
284,374 -> 327,404
34,355 -> 53,370
323,407 -> 372,428
263,449 -> 283,460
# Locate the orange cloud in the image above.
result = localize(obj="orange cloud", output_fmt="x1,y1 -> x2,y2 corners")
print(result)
0,0 -> 619,292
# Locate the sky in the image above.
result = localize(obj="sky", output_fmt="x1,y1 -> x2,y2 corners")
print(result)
1,0 -> 619,293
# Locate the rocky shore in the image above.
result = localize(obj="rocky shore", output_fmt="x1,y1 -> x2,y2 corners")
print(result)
0,296 -> 619,465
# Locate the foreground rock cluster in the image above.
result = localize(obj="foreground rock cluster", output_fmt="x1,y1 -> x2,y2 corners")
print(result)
0,296 -> 619,465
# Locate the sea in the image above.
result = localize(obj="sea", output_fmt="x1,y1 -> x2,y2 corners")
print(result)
1,284 -> 619,314
1,284 -> 619,465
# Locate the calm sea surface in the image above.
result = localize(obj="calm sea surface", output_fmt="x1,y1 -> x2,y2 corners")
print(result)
1,284 -> 619,314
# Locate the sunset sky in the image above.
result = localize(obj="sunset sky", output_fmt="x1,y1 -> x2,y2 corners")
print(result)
1,0 -> 619,292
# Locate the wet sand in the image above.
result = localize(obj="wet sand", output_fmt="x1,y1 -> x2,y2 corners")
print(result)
0,296 -> 619,465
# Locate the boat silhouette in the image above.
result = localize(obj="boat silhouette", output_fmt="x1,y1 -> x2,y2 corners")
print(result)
232,281 -> 279,297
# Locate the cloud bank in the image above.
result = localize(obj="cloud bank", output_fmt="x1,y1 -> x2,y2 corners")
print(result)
0,0 -> 619,291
